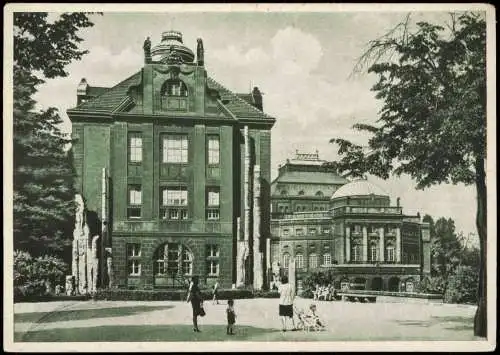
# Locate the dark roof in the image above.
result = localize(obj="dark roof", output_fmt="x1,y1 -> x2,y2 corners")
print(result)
71,72 -> 142,112
273,171 -> 348,185
87,86 -> 110,97
68,72 -> 274,121
207,77 -> 272,119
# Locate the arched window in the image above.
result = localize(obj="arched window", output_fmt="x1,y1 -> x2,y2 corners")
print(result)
298,190 -> 305,196
295,253 -> 304,269
161,79 -> 188,97
386,243 -> 395,262
315,191 -> 324,197
283,253 -> 290,268
154,243 -> 193,276
309,254 -> 318,269
351,242 -> 362,262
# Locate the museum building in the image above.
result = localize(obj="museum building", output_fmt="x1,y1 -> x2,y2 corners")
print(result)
66,31 -> 275,292
270,152 -> 432,292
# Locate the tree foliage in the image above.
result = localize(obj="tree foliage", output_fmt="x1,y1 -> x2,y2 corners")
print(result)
329,12 -> 487,336
13,13 -> 96,258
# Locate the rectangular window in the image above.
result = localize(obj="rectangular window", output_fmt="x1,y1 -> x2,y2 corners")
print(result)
162,135 -> 188,163
207,135 -> 220,165
353,225 -> 362,234
323,253 -> 331,266
127,244 -> 141,276
206,245 -> 220,276
296,228 -> 304,236
161,187 -> 188,220
128,133 -> 143,163
309,228 -> 316,235
323,228 -> 330,235
387,247 -> 395,262
282,229 -> 289,237
163,187 -> 188,206
128,185 -> 142,219
206,187 -> 220,220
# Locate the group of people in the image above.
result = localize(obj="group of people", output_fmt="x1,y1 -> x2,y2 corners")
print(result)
313,283 -> 337,301
185,275 -> 324,335
278,276 -> 325,332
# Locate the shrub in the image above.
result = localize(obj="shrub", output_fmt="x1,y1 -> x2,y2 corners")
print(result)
14,250 -> 69,301
94,288 -> 256,301
444,266 -> 479,304
252,290 -> 280,298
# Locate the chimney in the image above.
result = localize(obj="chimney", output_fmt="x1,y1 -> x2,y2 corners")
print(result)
396,197 -> 400,207
252,86 -> 263,111
77,78 -> 89,105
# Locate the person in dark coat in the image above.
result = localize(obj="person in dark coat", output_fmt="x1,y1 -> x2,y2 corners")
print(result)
186,276 -> 203,332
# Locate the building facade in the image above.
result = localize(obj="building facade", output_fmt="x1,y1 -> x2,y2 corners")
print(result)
67,31 -> 275,292
270,152 -> 431,292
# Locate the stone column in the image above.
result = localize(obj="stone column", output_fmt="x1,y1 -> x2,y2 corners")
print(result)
101,168 -> 108,288
90,235 -> 99,293
362,225 -> 368,262
378,226 -> 385,262
396,227 -> 401,263
236,217 -> 247,287
253,165 -> 263,290
345,225 -> 351,263
288,257 -> 296,294
243,126 -> 251,285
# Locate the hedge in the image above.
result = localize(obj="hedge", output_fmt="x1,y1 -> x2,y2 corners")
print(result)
93,288 -> 279,301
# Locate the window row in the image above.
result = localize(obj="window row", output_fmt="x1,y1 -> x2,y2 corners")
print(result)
128,134 -> 220,165
127,185 -> 220,220
349,243 -> 396,262
282,227 -> 330,236
279,190 -> 325,197
282,253 -> 332,269
277,205 -> 328,213
126,243 -> 220,277
350,225 -> 399,235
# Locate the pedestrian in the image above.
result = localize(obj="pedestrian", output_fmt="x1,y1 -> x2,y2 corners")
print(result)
186,276 -> 203,332
226,298 -> 236,335
278,275 -> 296,332
212,279 -> 219,305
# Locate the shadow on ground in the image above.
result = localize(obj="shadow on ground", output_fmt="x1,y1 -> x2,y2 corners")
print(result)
15,305 -> 174,324
16,325 -> 286,342
394,314 -> 474,330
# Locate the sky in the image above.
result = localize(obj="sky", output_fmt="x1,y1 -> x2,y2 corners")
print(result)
32,10 -> 481,239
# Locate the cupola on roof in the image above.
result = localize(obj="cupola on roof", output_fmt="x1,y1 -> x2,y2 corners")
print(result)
151,30 -> 195,64
331,178 -> 388,200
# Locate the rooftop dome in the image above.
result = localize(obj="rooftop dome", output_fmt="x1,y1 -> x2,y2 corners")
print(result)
151,30 -> 195,64
331,179 -> 388,200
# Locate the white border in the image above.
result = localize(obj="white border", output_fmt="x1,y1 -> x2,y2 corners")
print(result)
3,3 -> 496,352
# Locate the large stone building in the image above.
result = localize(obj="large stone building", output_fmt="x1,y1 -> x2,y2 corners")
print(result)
67,31 -> 275,292
270,152 -> 431,292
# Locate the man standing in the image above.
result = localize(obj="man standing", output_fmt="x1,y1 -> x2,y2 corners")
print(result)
278,275 -> 296,331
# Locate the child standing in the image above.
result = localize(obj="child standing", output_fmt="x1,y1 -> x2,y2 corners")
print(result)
226,298 -> 236,335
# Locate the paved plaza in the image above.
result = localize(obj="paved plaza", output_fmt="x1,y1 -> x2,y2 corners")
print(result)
13,298 -> 479,342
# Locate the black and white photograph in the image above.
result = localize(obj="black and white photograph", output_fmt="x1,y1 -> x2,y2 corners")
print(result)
3,3 -> 496,352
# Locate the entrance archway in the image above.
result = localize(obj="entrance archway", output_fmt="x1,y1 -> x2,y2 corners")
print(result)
153,243 -> 193,288
371,277 -> 383,291
388,276 -> 400,292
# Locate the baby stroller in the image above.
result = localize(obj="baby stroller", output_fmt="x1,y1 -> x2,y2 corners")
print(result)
294,305 -> 325,332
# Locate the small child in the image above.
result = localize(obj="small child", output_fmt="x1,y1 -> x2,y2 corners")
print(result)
307,304 -> 325,329
226,298 -> 236,335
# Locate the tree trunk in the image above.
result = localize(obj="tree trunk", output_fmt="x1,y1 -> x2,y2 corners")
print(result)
473,157 -> 487,338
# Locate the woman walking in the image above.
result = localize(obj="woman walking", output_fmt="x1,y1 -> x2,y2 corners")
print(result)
186,276 -> 203,332
278,275 -> 296,332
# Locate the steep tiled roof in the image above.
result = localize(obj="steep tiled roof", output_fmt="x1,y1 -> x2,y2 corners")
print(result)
69,72 -> 274,121
274,171 -> 348,185
87,86 -> 109,97
207,77 -> 273,120
71,72 -> 142,112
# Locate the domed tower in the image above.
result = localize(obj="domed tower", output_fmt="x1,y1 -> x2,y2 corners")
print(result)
151,30 -> 195,64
